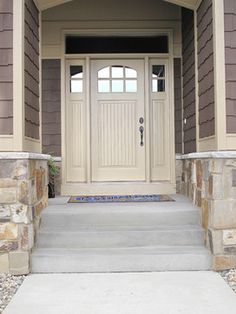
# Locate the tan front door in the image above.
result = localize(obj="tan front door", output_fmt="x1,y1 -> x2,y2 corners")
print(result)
91,59 -> 146,181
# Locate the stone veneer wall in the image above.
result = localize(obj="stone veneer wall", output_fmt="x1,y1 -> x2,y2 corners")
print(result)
177,153 -> 236,270
0,153 -> 49,274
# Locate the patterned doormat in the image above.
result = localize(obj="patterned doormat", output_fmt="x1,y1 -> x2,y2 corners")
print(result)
68,195 -> 175,203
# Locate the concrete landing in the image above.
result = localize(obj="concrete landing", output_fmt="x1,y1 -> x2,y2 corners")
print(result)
4,272 -> 236,314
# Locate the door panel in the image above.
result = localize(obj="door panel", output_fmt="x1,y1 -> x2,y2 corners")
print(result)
91,60 -> 145,181
65,60 -> 86,182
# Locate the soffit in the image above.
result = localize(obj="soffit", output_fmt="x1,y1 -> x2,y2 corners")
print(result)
36,0 -> 198,11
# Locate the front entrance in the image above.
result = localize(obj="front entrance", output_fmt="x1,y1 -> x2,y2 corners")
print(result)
63,57 -> 175,195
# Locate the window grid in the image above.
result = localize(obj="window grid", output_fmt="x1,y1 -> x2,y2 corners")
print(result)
70,65 -> 84,93
98,66 -> 137,93
152,65 -> 166,93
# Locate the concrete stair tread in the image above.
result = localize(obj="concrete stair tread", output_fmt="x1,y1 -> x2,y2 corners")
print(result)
39,224 -> 204,232
32,245 -> 212,272
33,245 -> 210,255
43,202 -> 199,214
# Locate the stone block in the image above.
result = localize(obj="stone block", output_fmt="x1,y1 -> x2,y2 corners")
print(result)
0,205 -> 11,222
209,159 -> 225,174
17,179 -> 37,205
11,204 -> 30,224
224,247 -> 236,254
0,188 -> 17,203
196,160 -> 202,188
210,200 -> 236,229
208,229 -> 223,254
222,166 -> 236,199
0,240 -> 18,252
202,160 -> 210,181
29,160 -> 36,178
195,190 -> 202,208
0,160 -> 15,178
12,160 -> 29,180
20,224 -> 34,251
0,223 -> 18,240
225,159 -> 236,167
201,198 -> 209,229
223,229 -> 236,246
0,253 -> 9,273
9,251 -> 30,275
35,167 -> 46,200
208,174 -> 224,200
201,180 -> 206,199
0,178 -> 18,188
34,198 -> 47,217
213,255 -> 236,271
208,175 -> 213,198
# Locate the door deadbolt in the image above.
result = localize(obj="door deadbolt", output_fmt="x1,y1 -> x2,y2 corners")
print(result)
139,117 -> 144,124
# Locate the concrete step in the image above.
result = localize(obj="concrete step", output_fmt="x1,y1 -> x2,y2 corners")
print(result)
36,225 -> 205,249
31,246 -> 212,273
40,203 -> 200,229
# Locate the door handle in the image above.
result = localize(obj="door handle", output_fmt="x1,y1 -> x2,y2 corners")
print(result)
139,126 -> 144,146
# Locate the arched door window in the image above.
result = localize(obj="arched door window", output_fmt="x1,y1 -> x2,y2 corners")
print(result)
98,65 -> 137,93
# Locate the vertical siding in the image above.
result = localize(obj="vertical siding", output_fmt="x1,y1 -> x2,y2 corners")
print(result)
224,0 -> 236,133
182,8 -> 196,153
174,58 -> 183,154
42,59 -> 61,156
0,0 -> 13,135
197,0 -> 215,138
24,0 -> 40,139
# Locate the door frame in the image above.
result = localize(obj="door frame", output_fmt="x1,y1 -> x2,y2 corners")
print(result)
60,29 -> 176,195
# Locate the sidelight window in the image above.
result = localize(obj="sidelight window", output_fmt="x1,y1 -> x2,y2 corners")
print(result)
152,65 -> 165,92
70,65 -> 83,93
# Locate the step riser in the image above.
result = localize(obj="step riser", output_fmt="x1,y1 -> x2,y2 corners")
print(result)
36,230 -> 205,248
40,212 -> 200,229
31,254 -> 212,273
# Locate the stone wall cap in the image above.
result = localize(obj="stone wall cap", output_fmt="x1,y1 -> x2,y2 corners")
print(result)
177,151 -> 236,160
0,152 -> 51,160
52,156 -> 62,162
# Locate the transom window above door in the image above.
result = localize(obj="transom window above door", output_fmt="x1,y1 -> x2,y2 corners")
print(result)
98,65 -> 137,93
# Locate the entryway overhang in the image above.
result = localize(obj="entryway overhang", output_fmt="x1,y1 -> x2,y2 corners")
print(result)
36,0 -> 198,10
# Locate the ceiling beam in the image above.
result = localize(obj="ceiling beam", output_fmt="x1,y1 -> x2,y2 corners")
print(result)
37,0 -> 199,11
163,0 -> 197,10
37,0 -> 73,11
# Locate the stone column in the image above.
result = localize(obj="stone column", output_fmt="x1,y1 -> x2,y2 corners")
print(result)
0,153 -> 49,274
180,152 -> 236,270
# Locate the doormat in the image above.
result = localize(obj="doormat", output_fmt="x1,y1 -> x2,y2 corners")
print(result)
68,195 -> 175,203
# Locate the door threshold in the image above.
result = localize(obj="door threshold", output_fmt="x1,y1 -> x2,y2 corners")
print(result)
61,182 -> 176,196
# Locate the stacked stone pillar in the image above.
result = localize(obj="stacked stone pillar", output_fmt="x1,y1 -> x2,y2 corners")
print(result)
0,153 -> 49,274
178,152 -> 236,270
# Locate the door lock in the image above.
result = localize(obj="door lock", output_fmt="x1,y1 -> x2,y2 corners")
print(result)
139,117 -> 144,124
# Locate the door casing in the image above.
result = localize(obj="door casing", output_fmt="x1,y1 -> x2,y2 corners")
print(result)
61,30 -> 175,196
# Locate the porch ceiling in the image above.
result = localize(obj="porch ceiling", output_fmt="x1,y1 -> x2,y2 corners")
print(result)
37,0 -> 198,11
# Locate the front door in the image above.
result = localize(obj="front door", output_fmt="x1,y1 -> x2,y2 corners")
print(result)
91,60 -> 145,181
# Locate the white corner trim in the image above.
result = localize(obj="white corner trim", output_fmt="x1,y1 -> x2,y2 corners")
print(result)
177,151 -> 236,160
0,152 -> 51,160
